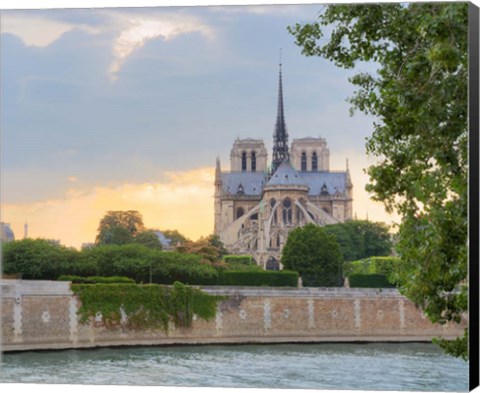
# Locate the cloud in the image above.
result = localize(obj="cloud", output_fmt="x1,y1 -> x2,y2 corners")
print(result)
108,12 -> 215,81
0,13 -> 98,47
1,167 -> 215,249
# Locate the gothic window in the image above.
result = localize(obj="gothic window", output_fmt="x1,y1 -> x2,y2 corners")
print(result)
312,152 -> 318,172
251,151 -> 256,172
251,213 -> 258,220
301,152 -> 307,171
296,206 -> 303,223
236,207 -> 244,219
270,198 -> 278,224
241,151 -> 247,172
282,198 -> 292,224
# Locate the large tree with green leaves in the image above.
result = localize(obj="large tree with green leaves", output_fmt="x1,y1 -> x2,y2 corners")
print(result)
95,211 -> 162,249
281,224 -> 343,287
289,3 -> 468,359
323,220 -> 392,262
96,210 -> 146,245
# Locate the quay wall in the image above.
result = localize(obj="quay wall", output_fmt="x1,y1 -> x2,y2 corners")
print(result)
0,280 -> 465,352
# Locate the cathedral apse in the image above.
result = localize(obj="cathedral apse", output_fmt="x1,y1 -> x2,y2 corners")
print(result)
214,64 -> 353,269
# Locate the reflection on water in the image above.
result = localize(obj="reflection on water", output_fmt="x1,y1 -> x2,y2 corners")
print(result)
0,343 -> 468,391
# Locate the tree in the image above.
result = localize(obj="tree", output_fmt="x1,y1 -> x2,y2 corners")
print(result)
323,220 -> 392,262
161,229 -> 189,246
96,210 -> 145,245
281,224 -> 343,287
134,230 -> 163,250
176,236 -> 224,264
2,238 -> 79,280
289,3 -> 468,358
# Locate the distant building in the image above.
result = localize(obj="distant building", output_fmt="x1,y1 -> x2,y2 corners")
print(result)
1,222 -> 15,242
153,231 -> 173,250
214,64 -> 353,269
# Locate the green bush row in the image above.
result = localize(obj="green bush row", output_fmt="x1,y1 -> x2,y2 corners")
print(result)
222,255 -> 254,265
3,239 -> 297,287
219,270 -> 298,287
58,275 -> 135,284
348,273 -> 396,288
344,256 -> 399,281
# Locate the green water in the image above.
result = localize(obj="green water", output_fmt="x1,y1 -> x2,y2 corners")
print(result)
0,343 -> 469,391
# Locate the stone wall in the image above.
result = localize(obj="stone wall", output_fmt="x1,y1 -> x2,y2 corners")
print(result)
0,280 -> 465,352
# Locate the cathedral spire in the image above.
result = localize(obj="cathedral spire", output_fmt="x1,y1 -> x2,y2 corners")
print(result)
271,57 -> 289,174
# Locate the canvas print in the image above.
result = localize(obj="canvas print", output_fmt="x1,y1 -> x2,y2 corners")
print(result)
0,2 -> 474,392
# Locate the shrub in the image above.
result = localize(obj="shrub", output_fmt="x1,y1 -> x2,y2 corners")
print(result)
348,273 -> 396,288
58,275 -> 135,284
150,252 -> 218,285
344,256 -> 400,285
222,255 -> 254,265
219,270 -> 298,287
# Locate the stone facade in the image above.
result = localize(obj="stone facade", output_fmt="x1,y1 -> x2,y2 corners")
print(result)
1,280 -> 465,352
214,67 -> 353,268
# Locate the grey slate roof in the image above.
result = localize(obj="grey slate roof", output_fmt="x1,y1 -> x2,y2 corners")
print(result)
221,172 -> 267,196
266,160 -> 306,187
222,168 -> 347,197
300,172 -> 347,195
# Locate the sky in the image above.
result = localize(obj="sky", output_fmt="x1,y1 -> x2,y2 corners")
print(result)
0,2 -> 402,249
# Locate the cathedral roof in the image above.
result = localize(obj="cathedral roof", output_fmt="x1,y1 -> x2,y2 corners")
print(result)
301,171 -> 347,195
220,167 -> 347,197
221,172 -> 267,196
266,160 -> 307,187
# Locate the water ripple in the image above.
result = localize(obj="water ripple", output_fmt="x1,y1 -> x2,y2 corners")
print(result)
0,343 -> 468,391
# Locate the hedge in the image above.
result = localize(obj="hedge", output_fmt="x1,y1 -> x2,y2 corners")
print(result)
58,275 -> 135,284
219,270 -> 298,287
348,274 -> 396,288
222,255 -> 254,265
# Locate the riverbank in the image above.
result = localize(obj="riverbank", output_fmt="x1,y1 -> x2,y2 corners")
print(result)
1,280 -> 465,352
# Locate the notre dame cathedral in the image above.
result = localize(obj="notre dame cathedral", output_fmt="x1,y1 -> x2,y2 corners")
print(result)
214,64 -> 353,269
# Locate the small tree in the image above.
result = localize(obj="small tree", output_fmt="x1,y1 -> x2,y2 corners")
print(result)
281,224 -> 343,287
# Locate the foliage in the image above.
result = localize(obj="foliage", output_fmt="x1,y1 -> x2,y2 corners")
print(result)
2,239 -> 79,280
222,255 -> 254,265
348,274 -> 395,289
71,282 -> 223,331
206,234 -> 228,257
161,229 -> 189,246
81,244 -> 152,281
149,252 -> 218,285
433,328 -> 469,361
220,270 -> 299,287
323,220 -> 392,262
289,3 -> 468,358
133,230 -> 163,249
96,210 -> 145,245
58,275 -> 135,284
281,224 -> 343,287
176,235 -> 224,263
343,256 -> 400,285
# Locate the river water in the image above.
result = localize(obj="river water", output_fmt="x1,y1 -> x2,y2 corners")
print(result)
0,343 -> 468,391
